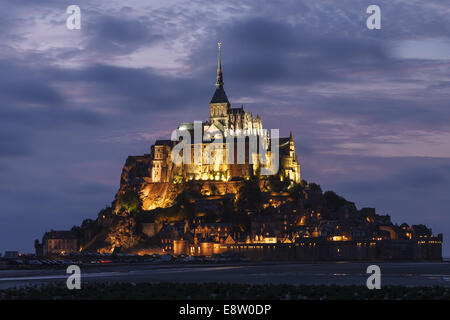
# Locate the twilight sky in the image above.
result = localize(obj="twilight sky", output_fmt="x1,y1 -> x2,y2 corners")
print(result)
1,0 -> 449,256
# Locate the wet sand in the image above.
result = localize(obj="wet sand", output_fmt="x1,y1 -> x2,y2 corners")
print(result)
1,261 -> 449,289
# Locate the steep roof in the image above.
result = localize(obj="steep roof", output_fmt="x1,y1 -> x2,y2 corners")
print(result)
210,87 -> 229,104
43,230 -> 77,240
279,137 -> 290,154
155,139 -> 173,146
228,106 -> 244,114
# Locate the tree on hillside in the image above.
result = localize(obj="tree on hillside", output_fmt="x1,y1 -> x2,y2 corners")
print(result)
174,180 -> 203,220
116,189 -> 143,215
267,175 -> 290,193
288,182 -> 306,202
323,191 -> 349,211
303,182 -> 323,210
308,183 -> 323,194
106,218 -> 143,250
236,176 -> 262,212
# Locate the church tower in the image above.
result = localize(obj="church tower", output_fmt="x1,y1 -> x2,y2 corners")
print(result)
209,42 -> 230,127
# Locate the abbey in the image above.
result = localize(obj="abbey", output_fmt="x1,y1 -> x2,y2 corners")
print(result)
147,43 -> 301,185
206,42 -> 263,137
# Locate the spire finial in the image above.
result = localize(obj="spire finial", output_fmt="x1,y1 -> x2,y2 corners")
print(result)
218,42 -> 222,66
216,42 -> 223,89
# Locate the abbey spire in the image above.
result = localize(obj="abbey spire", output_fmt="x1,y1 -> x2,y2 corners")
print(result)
216,42 -> 223,89
210,42 -> 229,104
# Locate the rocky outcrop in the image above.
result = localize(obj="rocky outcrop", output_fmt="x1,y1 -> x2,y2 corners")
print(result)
117,154 -> 179,210
117,153 -> 247,211
120,155 -> 152,187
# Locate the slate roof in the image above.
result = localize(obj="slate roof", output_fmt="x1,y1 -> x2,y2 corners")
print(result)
210,87 -> 229,104
43,230 -> 77,240
155,139 -> 173,146
279,138 -> 291,156
229,107 -> 244,114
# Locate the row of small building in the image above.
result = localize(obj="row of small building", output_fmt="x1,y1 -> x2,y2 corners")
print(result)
32,219 -> 442,261
139,207 -> 443,260
151,213 -> 438,249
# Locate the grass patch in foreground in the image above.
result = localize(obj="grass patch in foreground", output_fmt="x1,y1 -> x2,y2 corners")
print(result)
1,282 -> 449,300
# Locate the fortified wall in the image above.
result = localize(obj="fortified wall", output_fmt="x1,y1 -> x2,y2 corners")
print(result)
174,236 -> 443,261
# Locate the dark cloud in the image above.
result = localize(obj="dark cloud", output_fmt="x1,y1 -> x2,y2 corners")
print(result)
339,164 -> 450,194
307,93 -> 450,127
0,60 -> 64,106
188,16 -> 390,88
46,63 -> 210,113
0,131 -> 33,158
84,14 -> 164,56
0,59 -> 105,140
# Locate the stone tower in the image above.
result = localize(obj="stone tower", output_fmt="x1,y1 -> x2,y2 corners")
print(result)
209,42 -> 230,128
